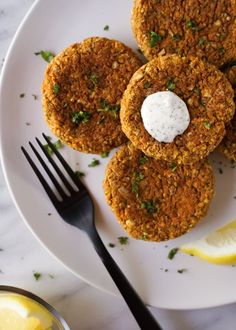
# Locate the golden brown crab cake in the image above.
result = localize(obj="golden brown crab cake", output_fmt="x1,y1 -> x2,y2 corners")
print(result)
103,143 -> 214,242
42,37 -> 142,154
120,54 -> 235,164
218,64 -> 236,161
132,0 -> 236,67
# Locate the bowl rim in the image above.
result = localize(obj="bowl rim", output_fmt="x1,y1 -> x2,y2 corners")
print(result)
0,285 -> 70,329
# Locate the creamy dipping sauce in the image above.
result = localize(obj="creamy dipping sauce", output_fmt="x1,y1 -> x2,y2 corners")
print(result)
141,91 -> 190,143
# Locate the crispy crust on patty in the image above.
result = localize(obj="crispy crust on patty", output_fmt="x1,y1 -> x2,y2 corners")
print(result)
42,37 -> 142,154
103,143 -> 214,242
218,65 -> 236,161
120,54 -> 235,164
132,0 -> 236,67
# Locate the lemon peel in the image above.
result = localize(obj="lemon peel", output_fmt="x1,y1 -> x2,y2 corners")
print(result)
180,219 -> 236,264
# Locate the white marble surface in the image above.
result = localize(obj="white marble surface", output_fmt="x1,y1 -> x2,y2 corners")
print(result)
0,1 -> 236,329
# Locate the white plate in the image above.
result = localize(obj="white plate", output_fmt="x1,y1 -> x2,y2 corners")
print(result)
1,0 -> 236,310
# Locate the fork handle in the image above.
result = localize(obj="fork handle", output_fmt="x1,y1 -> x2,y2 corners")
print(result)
87,227 -> 162,330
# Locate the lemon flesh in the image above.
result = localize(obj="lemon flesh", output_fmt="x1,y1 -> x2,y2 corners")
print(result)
180,219 -> 236,264
0,294 -> 53,330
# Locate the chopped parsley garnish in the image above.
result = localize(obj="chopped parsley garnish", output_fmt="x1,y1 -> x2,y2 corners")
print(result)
172,33 -> 182,41
20,93 -> 25,98
43,139 -> 63,156
53,83 -> 60,94
88,158 -> 100,167
144,81 -> 152,89
90,73 -> 99,88
104,25 -> 109,31
75,170 -> 85,178
203,121 -> 212,129
149,31 -> 162,47
200,99 -> 206,107
177,268 -> 187,274
193,87 -> 201,95
170,162 -> 177,171
33,272 -> 41,281
35,50 -> 55,63
186,19 -> 198,32
198,37 -> 206,46
118,236 -> 129,245
141,200 -> 158,214
168,247 -> 179,260
71,111 -> 91,124
97,99 -> 120,118
131,171 -> 144,197
139,154 -> 149,165
108,243 -> 115,248
166,78 -> 175,91
101,152 -> 109,158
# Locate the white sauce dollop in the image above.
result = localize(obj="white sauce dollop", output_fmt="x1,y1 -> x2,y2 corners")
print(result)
141,91 -> 190,143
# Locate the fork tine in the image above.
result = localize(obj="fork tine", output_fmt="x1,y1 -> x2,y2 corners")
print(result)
42,133 -> 86,191
21,146 -> 60,207
36,137 -> 76,195
28,142 -> 69,200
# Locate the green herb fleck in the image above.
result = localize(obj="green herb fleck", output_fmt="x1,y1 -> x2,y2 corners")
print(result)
168,247 -> 179,260
200,99 -> 206,107
177,268 -> 187,274
90,73 -> 99,88
75,170 -> 85,178
33,272 -> 41,281
149,31 -> 162,47
49,274 -> 55,279
88,158 -> 100,167
186,19 -> 198,32
198,37 -> 206,46
108,243 -> 115,248
166,78 -> 175,91
139,154 -> 149,165
53,83 -> 60,94
141,232 -> 149,240
131,171 -> 144,197
203,121 -> 212,129
193,87 -> 201,95
20,93 -> 25,98
71,111 -> 91,124
144,81 -> 152,89
43,139 -> 63,156
172,34 -> 182,41
35,50 -> 55,63
141,200 -> 158,214
97,99 -> 120,118
104,25 -> 109,31
101,152 -> 109,158
170,162 -> 177,171
54,139 -> 62,150
118,236 -> 129,245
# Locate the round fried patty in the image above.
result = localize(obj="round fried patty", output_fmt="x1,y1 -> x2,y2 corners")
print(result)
42,37 -> 142,154
103,143 -> 214,242
120,54 -> 235,164
132,0 -> 236,67
218,65 -> 236,161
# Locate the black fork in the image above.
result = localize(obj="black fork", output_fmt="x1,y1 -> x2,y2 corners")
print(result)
21,133 -> 162,330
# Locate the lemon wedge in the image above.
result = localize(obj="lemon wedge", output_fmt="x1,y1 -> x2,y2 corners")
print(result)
0,294 -> 53,330
180,219 -> 236,264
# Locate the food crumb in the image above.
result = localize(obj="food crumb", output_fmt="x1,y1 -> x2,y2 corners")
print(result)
168,248 -> 179,260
